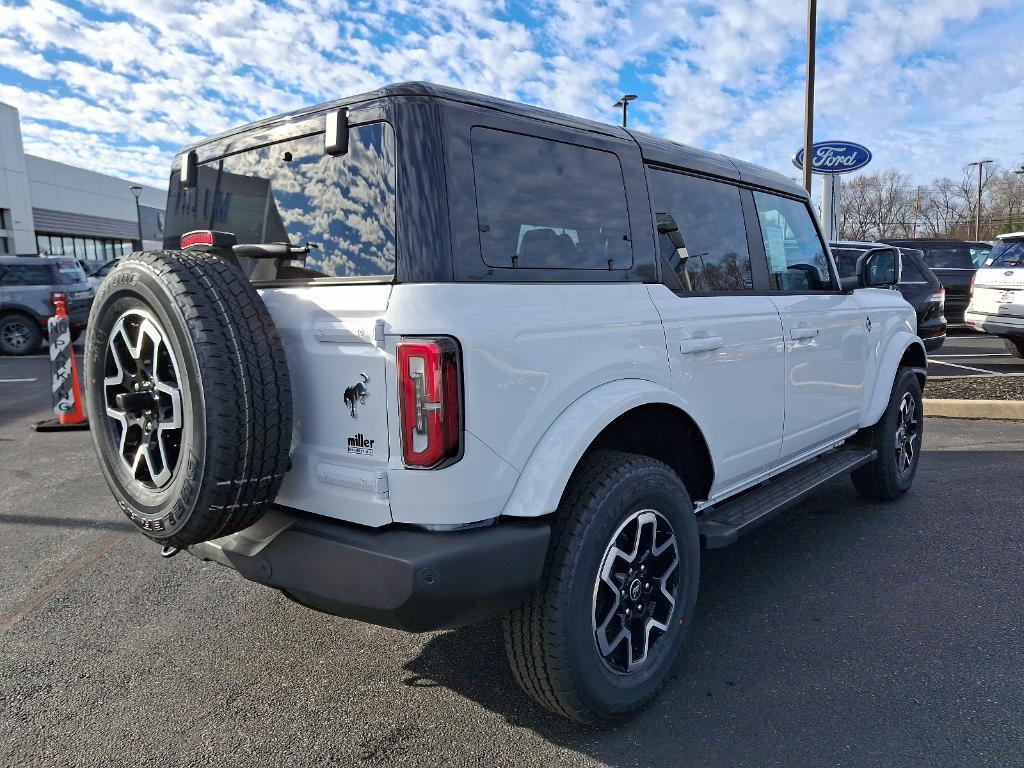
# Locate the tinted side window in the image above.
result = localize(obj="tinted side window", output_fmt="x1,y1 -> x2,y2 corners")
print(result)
753,192 -> 834,291
648,169 -> 752,292
2,264 -> 53,285
470,128 -> 632,270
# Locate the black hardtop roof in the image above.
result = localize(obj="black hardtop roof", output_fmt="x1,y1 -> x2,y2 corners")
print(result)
180,82 -> 805,198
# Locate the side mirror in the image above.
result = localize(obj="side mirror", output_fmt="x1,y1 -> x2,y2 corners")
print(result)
858,247 -> 900,288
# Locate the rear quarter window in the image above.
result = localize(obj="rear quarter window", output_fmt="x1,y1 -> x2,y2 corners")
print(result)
470,127 -> 633,270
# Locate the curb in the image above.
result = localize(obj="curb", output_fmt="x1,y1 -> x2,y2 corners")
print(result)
923,398 -> 1024,420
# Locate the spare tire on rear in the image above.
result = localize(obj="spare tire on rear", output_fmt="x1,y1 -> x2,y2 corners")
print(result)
83,250 -> 292,547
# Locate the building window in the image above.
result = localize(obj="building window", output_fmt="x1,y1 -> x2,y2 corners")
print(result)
0,208 -> 9,230
0,237 -> 9,255
34,232 -> 134,263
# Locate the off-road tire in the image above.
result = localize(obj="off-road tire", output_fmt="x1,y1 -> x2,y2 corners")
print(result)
1004,337 -> 1024,359
0,312 -> 42,356
850,366 -> 923,500
84,250 -> 292,547
503,451 -> 700,725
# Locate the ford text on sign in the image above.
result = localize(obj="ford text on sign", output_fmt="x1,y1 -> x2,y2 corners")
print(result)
792,141 -> 872,174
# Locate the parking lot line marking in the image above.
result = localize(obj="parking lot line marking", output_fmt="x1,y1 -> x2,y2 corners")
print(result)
0,531 -> 129,638
930,353 -> 1011,358
0,378 -> 38,383
928,359 -> 1005,375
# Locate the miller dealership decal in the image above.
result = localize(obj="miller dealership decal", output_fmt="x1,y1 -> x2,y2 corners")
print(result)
347,433 -> 375,456
344,373 -> 370,418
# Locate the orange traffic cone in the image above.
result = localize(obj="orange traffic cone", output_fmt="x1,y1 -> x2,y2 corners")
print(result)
32,295 -> 90,432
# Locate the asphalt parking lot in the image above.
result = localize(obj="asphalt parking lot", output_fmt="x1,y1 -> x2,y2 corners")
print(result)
1,354 -> 1023,768
927,331 -> 1024,378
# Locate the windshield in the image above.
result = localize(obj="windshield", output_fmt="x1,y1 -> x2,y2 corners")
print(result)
163,120 -> 397,282
986,240 -> 1024,267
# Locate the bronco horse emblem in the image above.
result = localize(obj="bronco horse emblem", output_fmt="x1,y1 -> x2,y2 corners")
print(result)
344,373 -> 370,418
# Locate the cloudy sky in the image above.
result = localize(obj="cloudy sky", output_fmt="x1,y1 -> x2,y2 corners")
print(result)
0,0 -> 1021,191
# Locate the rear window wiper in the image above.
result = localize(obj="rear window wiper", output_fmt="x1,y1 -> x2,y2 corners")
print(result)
232,242 -> 320,259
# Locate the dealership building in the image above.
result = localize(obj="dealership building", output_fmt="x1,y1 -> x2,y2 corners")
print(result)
0,101 -> 165,266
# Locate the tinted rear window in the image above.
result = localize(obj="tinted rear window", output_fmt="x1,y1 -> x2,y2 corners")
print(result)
986,240 -> 1024,267
164,121 -> 397,281
899,255 -> 929,282
831,247 -> 864,278
470,127 -> 632,270
53,258 -> 87,284
920,246 -> 975,270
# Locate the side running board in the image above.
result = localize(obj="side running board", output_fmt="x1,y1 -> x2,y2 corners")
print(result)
697,445 -> 877,549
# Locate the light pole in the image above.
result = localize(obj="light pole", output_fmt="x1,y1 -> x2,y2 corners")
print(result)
966,160 -> 994,241
129,184 -> 144,252
801,0 -> 817,193
613,94 -> 637,128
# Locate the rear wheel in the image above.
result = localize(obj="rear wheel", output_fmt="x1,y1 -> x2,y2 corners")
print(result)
851,367 -> 923,500
503,451 -> 700,724
0,313 -> 42,356
1004,337 -> 1024,359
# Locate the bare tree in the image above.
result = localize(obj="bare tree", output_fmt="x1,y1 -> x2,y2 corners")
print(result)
837,170 -> 915,240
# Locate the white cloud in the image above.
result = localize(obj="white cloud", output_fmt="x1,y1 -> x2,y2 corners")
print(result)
0,0 -> 1019,195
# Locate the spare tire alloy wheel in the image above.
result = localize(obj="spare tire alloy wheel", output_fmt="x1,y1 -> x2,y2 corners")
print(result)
103,310 -> 183,489
85,250 -> 292,548
593,510 -> 680,674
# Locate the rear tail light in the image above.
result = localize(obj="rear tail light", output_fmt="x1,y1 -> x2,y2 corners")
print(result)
397,337 -> 462,468
50,291 -> 67,305
929,287 -> 945,306
969,273 -> 976,298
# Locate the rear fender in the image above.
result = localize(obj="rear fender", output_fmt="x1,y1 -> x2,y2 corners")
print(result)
501,379 -> 707,518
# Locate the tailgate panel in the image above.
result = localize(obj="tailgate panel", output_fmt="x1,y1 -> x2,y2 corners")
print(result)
259,284 -> 393,526
974,269 -> 1024,318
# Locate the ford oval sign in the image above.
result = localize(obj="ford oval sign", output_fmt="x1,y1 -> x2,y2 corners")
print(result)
792,141 -> 872,175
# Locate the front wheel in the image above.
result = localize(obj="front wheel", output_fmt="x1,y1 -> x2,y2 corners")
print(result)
503,451 -> 700,725
1004,337 -> 1024,359
851,366 -> 923,500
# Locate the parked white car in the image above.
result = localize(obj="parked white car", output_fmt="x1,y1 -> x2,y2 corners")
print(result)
966,232 -> 1024,357
84,83 -> 926,725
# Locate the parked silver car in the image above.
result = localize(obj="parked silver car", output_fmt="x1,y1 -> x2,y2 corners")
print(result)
0,256 -> 93,355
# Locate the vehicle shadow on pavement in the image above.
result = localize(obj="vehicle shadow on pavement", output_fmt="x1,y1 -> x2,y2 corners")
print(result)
401,455 -> 1024,766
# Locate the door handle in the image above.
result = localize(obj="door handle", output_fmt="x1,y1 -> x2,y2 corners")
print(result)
679,335 -> 724,354
789,326 -> 819,340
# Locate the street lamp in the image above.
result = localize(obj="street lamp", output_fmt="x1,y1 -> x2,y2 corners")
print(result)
129,184 -> 143,251
613,94 -> 637,128
966,160 -> 994,241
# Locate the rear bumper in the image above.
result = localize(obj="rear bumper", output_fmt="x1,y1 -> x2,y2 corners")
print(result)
187,508 -> 550,632
964,311 -> 1024,338
921,333 -> 946,352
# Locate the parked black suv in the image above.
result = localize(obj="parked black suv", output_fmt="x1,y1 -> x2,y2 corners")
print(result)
879,238 -> 991,324
831,241 -> 946,350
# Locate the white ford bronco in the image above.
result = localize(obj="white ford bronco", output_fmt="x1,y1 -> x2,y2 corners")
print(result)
85,83 -> 926,724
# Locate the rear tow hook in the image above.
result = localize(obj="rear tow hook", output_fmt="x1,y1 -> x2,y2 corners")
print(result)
160,545 -> 182,559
